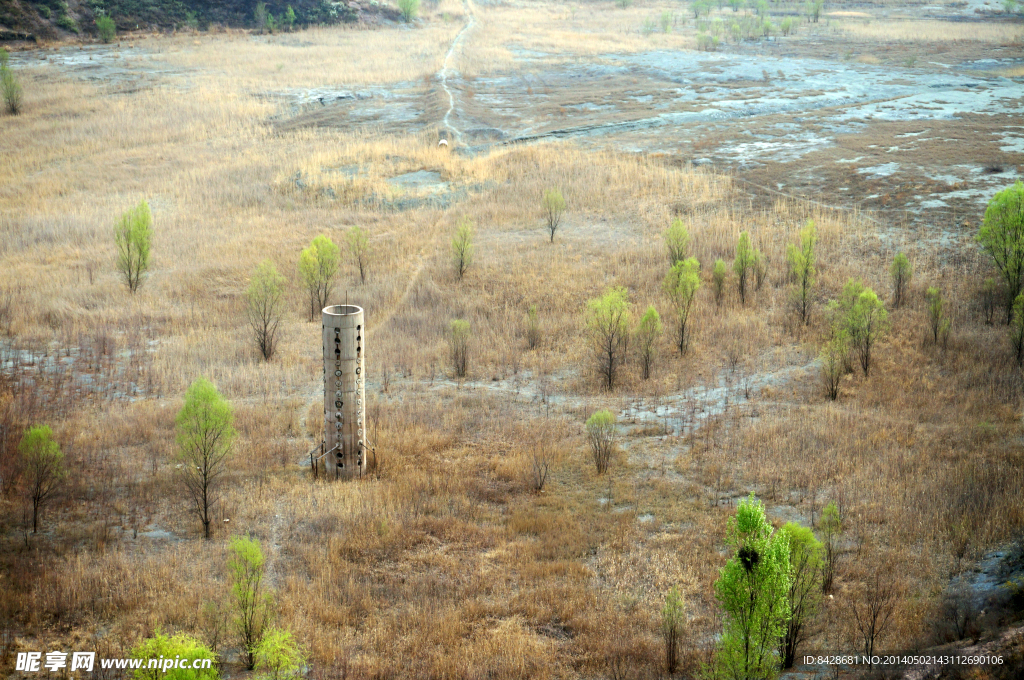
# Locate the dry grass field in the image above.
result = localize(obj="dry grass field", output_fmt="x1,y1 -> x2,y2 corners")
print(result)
2,0 -> 1024,678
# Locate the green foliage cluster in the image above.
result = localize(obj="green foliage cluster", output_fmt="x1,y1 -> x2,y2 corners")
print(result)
635,305 -> 662,380
398,0 -> 421,22
452,217 -> 474,282
114,200 -> 153,293
448,319 -> 471,378
96,13 -> 116,42
828,279 -> 889,376
298,234 -> 340,320
587,287 -> 631,390
176,378 -> 236,539
0,48 -> 22,115
130,631 -> 218,680
787,219 -> 816,324
229,535 -> 275,669
710,495 -> 791,680
663,257 -> 700,354
977,181 -> 1024,324
585,409 -> 616,473
663,218 -> 691,265
926,287 -> 950,347
890,252 -> 912,309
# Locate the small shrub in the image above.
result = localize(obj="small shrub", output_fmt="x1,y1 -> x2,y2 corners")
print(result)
662,587 -> 685,673
398,0 -> 421,20
57,13 -> 79,33
526,304 -> 540,349
635,305 -> 662,380
451,217 -> 474,282
585,410 -> 616,474
617,0 -> 633,8
542,188 -> 566,242
926,287 -> 950,346
130,631 -> 218,680
0,51 -> 22,115
448,319 -> 471,378
96,15 -> 116,43
780,17 -> 793,35
890,252 -> 912,308
661,11 -> 673,32
663,217 -> 690,265
712,259 -> 727,307
114,200 -> 153,293
253,628 -> 305,680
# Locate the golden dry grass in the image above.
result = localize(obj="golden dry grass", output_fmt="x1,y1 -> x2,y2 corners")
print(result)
1,5 -> 1023,679
835,19 -> 1024,43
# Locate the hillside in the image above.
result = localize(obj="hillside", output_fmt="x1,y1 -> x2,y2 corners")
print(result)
0,0 -> 373,41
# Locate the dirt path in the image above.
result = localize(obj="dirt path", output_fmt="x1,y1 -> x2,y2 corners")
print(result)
439,0 -> 476,143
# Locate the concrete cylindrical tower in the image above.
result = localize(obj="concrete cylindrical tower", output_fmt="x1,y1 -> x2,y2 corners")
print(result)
322,305 -> 366,479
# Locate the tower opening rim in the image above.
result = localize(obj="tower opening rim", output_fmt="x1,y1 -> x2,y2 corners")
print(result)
323,305 -> 363,316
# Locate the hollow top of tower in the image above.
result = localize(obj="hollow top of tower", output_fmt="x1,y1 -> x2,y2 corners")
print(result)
323,305 -> 363,317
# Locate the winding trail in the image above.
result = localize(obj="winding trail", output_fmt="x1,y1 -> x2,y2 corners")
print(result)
439,0 -> 475,143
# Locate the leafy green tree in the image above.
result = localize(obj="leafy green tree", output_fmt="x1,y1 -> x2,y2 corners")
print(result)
542,188 -> 566,242
253,628 -> 305,680
451,217 -> 474,282
819,502 -> 842,594
229,535 -> 274,670
713,259 -> 727,307
1,48 -> 22,115
663,257 -> 701,354
635,305 -> 662,380
890,253 -> 912,309
779,523 -> 822,668
346,226 -> 371,284
977,181 -> 1024,323
711,494 -> 791,680
1011,294 -> 1024,366
284,6 -> 297,30
787,220 -> 816,324
831,280 -> 888,376
448,319 -> 471,378
925,287 -> 950,346
96,14 -> 116,43
298,235 -> 340,321
176,378 -> 236,539
662,586 -> 686,674
587,287 -> 631,390
246,260 -> 286,361
130,630 -> 218,680
115,200 -> 154,293
20,425 -> 66,533
806,0 -> 824,22
664,218 -> 691,265
733,232 -> 757,305
398,0 -> 421,21
585,409 -> 616,473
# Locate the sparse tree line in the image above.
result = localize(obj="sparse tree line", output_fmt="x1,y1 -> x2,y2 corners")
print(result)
110,199 -> 374,361
440,182 -> 1024,391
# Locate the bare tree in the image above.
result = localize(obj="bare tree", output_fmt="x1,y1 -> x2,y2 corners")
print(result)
847,562 -> 901,662
542,189 -> 566,242
246,260 -> 286,361
19,425 -> 66,533
346,226 -> 371,284
451,218 -> 474,282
